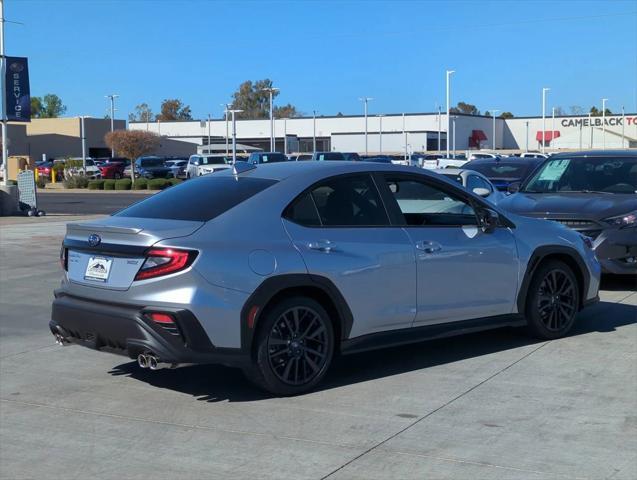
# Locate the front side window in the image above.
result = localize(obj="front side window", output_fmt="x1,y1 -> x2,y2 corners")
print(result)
383,175 -> 477,226
285,174 -> 389,227
467,175 -> 491,192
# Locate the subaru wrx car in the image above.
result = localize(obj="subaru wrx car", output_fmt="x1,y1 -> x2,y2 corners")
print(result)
52,161 -> 600,395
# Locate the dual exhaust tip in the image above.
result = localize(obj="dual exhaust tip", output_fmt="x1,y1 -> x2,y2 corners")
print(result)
137,352 -> 176,371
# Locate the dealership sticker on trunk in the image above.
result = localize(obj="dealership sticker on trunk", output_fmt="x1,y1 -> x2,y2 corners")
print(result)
84,256 -> 113,281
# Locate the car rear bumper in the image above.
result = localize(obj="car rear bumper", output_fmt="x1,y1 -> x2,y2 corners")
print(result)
594,228 -> 637,275
50,292 -> 249,368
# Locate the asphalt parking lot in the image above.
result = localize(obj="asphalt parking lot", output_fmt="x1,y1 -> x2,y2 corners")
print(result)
37,191 -> 153,215
0,215 -> 635,480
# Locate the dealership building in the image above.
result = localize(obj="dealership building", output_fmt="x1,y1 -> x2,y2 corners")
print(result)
129,111 -> 637,156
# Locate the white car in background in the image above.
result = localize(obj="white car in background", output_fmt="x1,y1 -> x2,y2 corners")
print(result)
422,156 -> 468,170
186,154 -> 232,178
64,158 -> 102,179
433,168 -> 505,205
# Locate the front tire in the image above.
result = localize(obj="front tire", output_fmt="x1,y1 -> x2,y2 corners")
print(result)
525,260 -> 580,339
245,297 -> 335,396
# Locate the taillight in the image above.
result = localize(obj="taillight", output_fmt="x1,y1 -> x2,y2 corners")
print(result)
134,248 -> 197,281
60,246 -> 68,271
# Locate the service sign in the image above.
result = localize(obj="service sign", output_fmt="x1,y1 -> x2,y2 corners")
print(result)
5,56 -> 30,122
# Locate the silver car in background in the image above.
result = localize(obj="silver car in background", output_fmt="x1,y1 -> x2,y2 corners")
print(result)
433,168 -> 505,205
51,162 -> 600,395
186,154 -> 232,178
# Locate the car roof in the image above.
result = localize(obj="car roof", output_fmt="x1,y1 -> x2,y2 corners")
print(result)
549,150 -> 637,158
218,160 -> 434,181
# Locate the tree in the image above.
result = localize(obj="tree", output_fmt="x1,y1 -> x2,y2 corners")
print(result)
553,106 -> 566,116
273,103 -> 299,118
104,130 -> 159,185
449,101 -> 479,115
129,103 -> 154,122
484,110 -> 490,117
156,99 -> 192,121
569,105 -> 585,115
590,106 -> 612,116
31,94 -> 66,118
30,97 -> 43,118
499,111 -> 514,119
336,112 -> 344,117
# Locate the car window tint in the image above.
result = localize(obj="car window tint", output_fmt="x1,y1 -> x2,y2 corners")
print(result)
116,177 -> 278,221
384,176 -> 477,227
466,175 -> 482,191
309,174 -> 388,227
284,192 -> 321,226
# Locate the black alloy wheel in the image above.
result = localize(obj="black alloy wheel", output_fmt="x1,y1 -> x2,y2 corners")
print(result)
267,306 -> 330,386
525,260 -> 580,339
247,297 -> 334,395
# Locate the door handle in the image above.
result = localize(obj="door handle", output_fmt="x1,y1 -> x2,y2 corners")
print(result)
307,240 -> 337,253
415,240 -> 442,254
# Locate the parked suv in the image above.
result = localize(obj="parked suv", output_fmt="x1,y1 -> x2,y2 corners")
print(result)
51,161 -> 600,395
247,152 -> 288,164
500,151 -> 636,274
186,154 -> 232,178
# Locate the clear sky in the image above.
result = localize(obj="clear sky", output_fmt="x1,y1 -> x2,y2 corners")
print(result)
6,0 -> 637,120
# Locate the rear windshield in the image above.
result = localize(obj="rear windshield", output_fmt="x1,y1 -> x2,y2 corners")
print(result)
466,162 -> 536,178
139,158 -> 164,167
201,156 -> 229,165
115,176 -> 278,221
258,153 -> 287,163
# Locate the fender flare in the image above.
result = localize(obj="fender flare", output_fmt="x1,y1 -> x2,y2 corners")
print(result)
240,274 -> 354,353
517,245 -> 590,314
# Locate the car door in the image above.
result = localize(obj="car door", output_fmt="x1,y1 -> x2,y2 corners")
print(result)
377,172 -> 520,326
282,173 -> 417,338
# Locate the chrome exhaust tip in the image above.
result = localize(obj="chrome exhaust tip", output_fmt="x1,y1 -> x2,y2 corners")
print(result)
54,333 -> 69,346
148,355 -> 159,370
137,354 -> 149,369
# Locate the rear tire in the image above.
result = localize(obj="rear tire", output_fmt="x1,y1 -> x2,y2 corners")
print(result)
525,260 -> 580,340
244,297 -> 334,396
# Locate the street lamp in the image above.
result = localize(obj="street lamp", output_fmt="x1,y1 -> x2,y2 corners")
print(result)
602,98 -> 608,149
228,109 -> 243,163
446,70 -> 455,158
282,117 -> 289,155
588,111 -> 593,148
359,97 -> 373,155
437,105 -> 442,152
262,87 -> 279,151
221,104 -> 231,156
490,109 -> 499,150
452,116 -> 457,158
525,121 -> 529,152
207,113 -> 211,153
79,116 -> 87,175
105,94 -> 119,157
402,113 -> 407,163
541,87 -> 550,153
377,114 -> 384,154
551,106 -> 556,150
312,110 -> 317,153
621,105 -> 625,147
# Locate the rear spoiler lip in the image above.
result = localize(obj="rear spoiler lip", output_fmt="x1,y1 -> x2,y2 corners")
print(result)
67,223 -> 144,235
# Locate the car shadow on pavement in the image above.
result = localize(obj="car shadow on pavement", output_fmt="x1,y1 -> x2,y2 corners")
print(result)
108,301 -> 636,402
599,274 -> 637,292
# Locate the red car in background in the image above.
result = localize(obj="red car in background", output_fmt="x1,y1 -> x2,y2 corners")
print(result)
97,158 -> 129,179
36,160 -> 65,181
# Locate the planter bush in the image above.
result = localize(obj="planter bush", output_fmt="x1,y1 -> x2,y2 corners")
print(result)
103,179 -> 116,190
115,178 -> 132,190
147,178 -> 171,190
88,180 -> 105,190
167,178 -> 182,186
133,178 -> 148,190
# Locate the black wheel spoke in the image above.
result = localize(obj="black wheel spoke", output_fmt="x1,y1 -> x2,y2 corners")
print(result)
267,305 -> 330,386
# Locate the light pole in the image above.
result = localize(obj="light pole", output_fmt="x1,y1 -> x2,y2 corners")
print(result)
377,114 -> 384,154
282,118 -> 288,156
602,98 -> 608,149
446,70 -> 455,158
452,116 -> 457,158
437,105 -> 442,152
228,109 -> 243,164
551,106 -> 555,149
312,110 -> 317,153
491,109 -> 499,150
207,113 -> 211,153
359,97 -> 373,155
221,103 -> 230,155
541,87 -> 550,153
0,1 -> 7,186
262,87 -> 279,151
105,94 -> 119,157
402,113 -> 407,163
525,121 -> 529,152
80,116 -> 87,175
589,112 -> 593,148
621,105 -> 625,147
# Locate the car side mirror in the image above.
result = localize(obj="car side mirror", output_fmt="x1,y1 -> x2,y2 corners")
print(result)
472,187 -> 490,198
478,208 -> 500,233
507,182 -> 520,194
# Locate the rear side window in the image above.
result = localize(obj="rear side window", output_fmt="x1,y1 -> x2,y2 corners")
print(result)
116,176 -> 277,221
285,174 -> 389,227
261,153 -> 287,163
